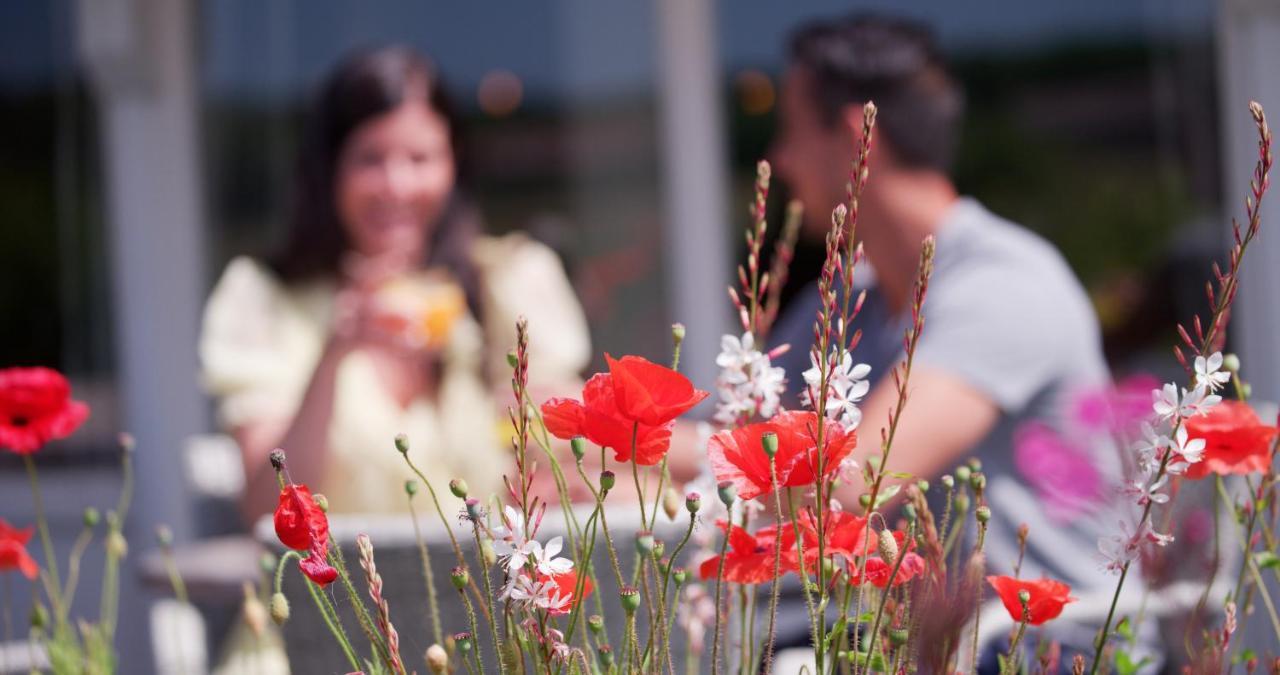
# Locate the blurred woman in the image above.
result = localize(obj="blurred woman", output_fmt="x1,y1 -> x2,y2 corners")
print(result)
200,46 -> 589,518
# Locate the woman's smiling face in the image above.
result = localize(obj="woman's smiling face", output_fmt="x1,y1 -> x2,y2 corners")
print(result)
335,99 -> 456,261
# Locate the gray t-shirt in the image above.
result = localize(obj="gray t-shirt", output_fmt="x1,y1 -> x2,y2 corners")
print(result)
771,198 -> 1140,634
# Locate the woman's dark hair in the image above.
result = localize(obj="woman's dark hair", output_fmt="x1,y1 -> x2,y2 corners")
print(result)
272,45 -> 483,321
789,14 -> 964,173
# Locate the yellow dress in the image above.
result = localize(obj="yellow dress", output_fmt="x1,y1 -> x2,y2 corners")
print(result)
199,233 -> 590,513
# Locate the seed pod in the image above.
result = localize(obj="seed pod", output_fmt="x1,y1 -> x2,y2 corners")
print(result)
269,592 -> 290,625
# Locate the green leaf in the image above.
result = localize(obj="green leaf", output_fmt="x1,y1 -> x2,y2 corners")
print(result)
887,471 -> 914,480
873,484 -> 902,508
1115,617 -> 1134,641
1254,551 -> 1280,570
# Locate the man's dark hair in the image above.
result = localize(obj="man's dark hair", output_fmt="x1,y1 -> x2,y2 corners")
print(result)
789,14 -> 964,172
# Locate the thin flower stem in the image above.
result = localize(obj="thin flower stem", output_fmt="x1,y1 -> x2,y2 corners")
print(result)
969,522 -> 990,675
406,493 -> 443,646
59,526 -> 94,614
1001,618 -> 1029,675
631,425 -> 648,528
328,544 -> 393,667
22,456 -> 63,621
302,570 -> 362,670
785,488 -> 822,662
762,455 -> 786,673
862,524 -> 914,675
470,519 -> 508,675
711,520 -> 733,675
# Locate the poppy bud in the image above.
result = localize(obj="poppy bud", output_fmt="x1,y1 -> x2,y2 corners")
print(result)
968,458 -> 983,472
481,540 -> 496,566
761,431 -> 779,458
671,323 -> 686,343
588,614 -> 605,636
106,531 -> 128,558
405,480 -> 419,497
312,493 -> 329,513
940,475 -> 955,490
620,586 -> 641,614
821,558 -> 836,579
1223,353 -> 1241,372
954,466 -> 971,483
858,493 -> 872,509
635,531 -> 655,556
450,566 -> 469,591
976,506 -> 991,524
877,530 -> 899,569
450,479 -> 469,499
570,436 -> 587,460
395,434 -> 410,454
1017,589 -> 1031,617
672,567 -> 688,585
686,492 -> 701,513
83,507 -> 100,528
915,480 -> 929,494
426,644 -> 449,674
118,432 -> 136,454
889,627 -> 909,646
270,592 -> 290,625
903,503 -> 917,523
717,481 -> 737,506
663,488 -> 681,521
454,632 -> 474,653
30,603 -> 48,630
268,448 -> 286,471
597,646 -> 615,668
600,470 -> 616,492
970,472 -> 986,492
465,498 -> 482,521
155,525 -> 173,547
652,541 -> 665,559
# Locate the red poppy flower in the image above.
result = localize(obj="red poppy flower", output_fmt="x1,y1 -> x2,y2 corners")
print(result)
0,518 -> 38,580
845,530 -> 925,588
986,576 -> 1075,625
0,367 -> 90,455
1183,401 -> 1278,480
542,373 -> 674,464
605,354 -> 709,427
707,411 -> 858,501
274,484 -> 339,586
540,569 -> 594,615
698,521 -> 797,584
789,510 -> 870,572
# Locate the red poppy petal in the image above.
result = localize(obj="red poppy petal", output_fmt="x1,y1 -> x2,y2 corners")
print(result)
541,398 -> 587,441
606,354 -> 708,426
299,550 -> 339,586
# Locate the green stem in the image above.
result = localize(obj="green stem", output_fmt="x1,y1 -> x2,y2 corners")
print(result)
762,456 -> 785,673
407,493 -> 443,646
711,520 -> 733,675
22,455 -> 63,622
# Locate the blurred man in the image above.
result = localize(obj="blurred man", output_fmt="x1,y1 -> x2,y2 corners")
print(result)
768,14 -> 1158,668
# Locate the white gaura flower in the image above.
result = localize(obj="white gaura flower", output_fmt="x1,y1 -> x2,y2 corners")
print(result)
1152,383 -> 1222,421
529,536 -> 574,577
801,350 -> 871,431
1179,385 -> 1222,418
1164,425 -> 1207,476
491,506 -> 535,574
1122,472 -> 1169,507
1152,383 -> 1180,421
1098,518 -> 1144,573
714,332 -> 787,425
1194,352 -> 1231,393
1132,421 -> 1170,473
